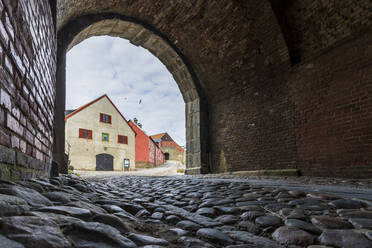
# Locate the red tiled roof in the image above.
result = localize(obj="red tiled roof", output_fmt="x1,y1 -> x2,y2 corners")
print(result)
150,132 -> 184,152
150,133 -> 166,140
64,94 -> 136,135
161,141 -> 185,153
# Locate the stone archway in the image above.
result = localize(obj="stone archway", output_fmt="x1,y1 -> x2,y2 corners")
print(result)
54,14 -> 209,174
55,0 -> 296,176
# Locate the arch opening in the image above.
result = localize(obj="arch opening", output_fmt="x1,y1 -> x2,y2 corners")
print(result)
54,14 -> 209,175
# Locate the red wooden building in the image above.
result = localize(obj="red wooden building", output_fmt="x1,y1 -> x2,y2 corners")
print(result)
128,119 -> 165,167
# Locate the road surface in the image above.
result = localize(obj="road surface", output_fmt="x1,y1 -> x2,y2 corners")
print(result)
77,160 -> 184,179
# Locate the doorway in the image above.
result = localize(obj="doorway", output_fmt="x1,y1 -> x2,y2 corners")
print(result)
96,153 -> 114,171
164,153 -> 170,161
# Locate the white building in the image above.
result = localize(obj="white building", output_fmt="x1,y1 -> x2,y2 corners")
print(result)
65,94 -> 136,171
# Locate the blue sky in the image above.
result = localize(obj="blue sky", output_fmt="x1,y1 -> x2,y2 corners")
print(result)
66,36 -> 185,146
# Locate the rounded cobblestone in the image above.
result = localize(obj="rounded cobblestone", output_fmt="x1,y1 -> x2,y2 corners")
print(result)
0,174 -> 371,247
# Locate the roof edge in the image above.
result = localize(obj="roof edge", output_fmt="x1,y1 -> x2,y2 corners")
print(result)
64,94 -> 137,135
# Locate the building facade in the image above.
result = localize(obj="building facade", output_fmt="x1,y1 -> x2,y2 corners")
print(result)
65,95 -> 136,171
129,120 -> 165,168
151,133 -> 185,164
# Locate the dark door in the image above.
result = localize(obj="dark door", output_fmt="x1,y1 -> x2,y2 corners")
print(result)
96,153 -> 114,171
164,153 -> 170,160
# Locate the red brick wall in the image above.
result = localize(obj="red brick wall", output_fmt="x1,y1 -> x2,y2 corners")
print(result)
209,76 -> 298,173
210,30 -> 372,178
0,0 -> 56,179
207,1 -> 372,178
287,31 -> 372,177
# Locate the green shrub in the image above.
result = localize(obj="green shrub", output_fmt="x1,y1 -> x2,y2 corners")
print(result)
68,168 -> 81,178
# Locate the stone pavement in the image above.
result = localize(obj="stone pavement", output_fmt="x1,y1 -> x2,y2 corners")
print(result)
76,160 -> 185,178
0,174 -> 372,247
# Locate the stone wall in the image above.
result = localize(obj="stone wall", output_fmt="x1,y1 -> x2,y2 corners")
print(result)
162,146 -> 184,163
0,0 -> 56,180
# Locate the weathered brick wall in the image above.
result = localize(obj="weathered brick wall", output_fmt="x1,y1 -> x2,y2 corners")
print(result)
209,1 -> 372,177
209,76 -> 298,173
0,0 -> 56,180
287,30 -> 372,177
270,0 -> 372,64
213,30 -> 372,178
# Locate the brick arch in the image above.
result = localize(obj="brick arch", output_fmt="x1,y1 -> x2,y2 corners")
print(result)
54,14 -> 209,174
55,0 -> 297,175
63,15 -> 200,103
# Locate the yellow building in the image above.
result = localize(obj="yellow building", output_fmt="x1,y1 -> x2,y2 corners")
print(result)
65,95 -> 136,171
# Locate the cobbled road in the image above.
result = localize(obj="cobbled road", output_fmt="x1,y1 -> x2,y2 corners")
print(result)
77,161 -> 184,178
0,172 -> 372,247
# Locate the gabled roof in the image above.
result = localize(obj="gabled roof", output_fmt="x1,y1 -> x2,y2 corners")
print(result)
65,110 -> 75,116
150,133 -> 166,140
64,94 -> 137,135
151,132 -> 185,152
129,120 -> 162,150
150,132 -> 175,143
128,120 -> 148,135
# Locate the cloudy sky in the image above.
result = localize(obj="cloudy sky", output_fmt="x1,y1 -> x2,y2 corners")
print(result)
66,36 -> 185,146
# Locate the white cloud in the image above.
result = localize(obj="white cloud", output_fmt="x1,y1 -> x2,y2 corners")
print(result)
66,36 -> 185,146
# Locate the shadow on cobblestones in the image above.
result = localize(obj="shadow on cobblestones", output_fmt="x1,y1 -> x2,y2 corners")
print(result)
0,174 -> 372,247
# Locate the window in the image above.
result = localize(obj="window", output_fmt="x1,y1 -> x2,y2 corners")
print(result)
102,133 -> 109,142
79,128 -> 92,139
118,135 -> 128,144
100,113 -> 111,124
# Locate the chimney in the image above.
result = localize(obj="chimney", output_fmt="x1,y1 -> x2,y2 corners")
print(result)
133,118 -> 138,124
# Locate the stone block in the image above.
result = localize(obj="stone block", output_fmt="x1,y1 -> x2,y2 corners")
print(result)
0,144 -> 15,164
0,89 -> 12,111
16,150 -> 29,168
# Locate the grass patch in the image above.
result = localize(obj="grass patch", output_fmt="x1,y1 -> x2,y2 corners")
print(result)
68,168 -> 81,177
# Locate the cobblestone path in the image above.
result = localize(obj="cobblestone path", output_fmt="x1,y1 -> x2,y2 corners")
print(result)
1,174 -> 372,247
77,161 -> 185,178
